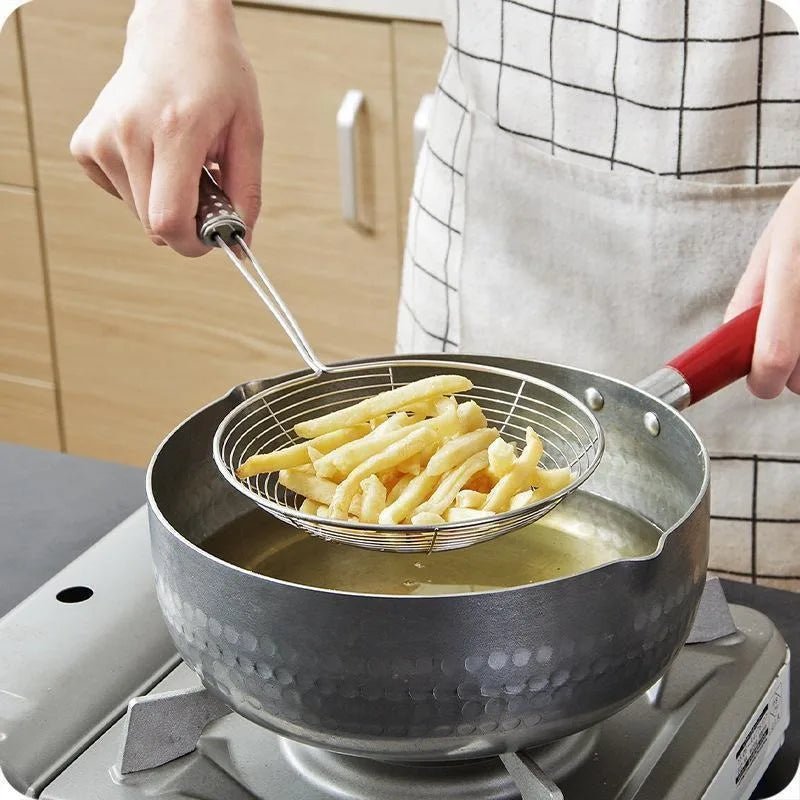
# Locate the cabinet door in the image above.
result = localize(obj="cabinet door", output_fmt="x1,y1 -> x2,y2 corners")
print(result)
0,13 -> 34,187
392,22 -> 446,247
22,1 -> 400,466
0,187 -> 61,449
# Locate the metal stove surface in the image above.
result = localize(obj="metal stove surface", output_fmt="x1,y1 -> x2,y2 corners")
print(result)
0,510 -> 791,800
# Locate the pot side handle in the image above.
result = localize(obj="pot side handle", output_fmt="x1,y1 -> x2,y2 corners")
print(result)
639,304 -> 760,409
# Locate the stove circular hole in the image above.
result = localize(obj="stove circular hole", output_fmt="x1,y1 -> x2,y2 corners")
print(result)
56,586 -> 94,604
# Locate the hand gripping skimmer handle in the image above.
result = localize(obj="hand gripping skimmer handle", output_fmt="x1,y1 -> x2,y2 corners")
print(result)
639,304 -> 761,409
196,166 -> 247,246
195,168 -> 327,375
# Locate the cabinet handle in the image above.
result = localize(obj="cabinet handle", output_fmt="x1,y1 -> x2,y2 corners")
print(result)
413,93 -> 435,164
336,89 -> 365,227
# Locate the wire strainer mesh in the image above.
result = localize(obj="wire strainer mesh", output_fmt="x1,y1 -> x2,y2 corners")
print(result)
213,360 -> 604,552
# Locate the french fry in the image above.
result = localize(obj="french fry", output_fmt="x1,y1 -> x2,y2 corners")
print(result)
483,428 -> 544,512
533,467 -> 572,499
294,375 -> 473,438
387,473 -> 413,504
329,428 -> 438,519
379,471 -> 440,525
400,399 -> 440,418
316,505 -> 329,518
379,468 -> 403,492
411,511 -> 446,526
487,437 -> 517,480
444,507 -> 495,522
359,475 -> 387,524
456,400 -> 487,433
414,451 -> 490,516
509,489 -> 535,510
370,414 -> 389,429
314,414 -> 413,479
435,396 -> 459,415
456,490 -> 487,509
235,423 -> 370,478
279,470 -> 361,514
464,470 -> 495,494
397,443 -> 437,476
299,498 -> 319,515
279,469 -> 338,505
426,428 -> 498,476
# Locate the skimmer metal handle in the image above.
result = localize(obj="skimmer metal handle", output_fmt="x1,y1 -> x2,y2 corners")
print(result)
195,168 -> 327,376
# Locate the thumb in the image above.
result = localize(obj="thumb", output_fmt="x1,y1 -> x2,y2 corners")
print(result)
220,113 -> 264,241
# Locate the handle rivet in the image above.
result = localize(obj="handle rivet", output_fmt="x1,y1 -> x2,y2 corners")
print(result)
584,387 -> 604,411
644,411 -> 661,437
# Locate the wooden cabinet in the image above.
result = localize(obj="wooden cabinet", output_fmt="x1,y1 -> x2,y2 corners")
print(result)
0,15 -> 34,187
0,187 -> 61,450
0,15 -> 60,449
22,0 -> 402,465
392,22 -> 446,245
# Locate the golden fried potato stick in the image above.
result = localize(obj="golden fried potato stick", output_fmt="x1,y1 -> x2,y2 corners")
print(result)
533,467 -> 572,499
314,414 -> 412,479
378,471 -> 440,525
411,511 -> 446,526
445,507 -> 495,522
464,469 -> 495,494
415,451 -> 490,517
483,428 -> 545,513
487,437 -> 517,481
456,490 -> 487,509
317,408 -> 460,480
278,469 -> 361,514
299,498 -> 320,515
456,400 -> 487,433
359,475 -> 387,523
387,473 -> 413,504
426,428 -> 498,476
400,399 -> 440,418
509,489 -> 535,510
329,427 -> 438,520
235,423 -> 370,478
295,375 -> 472,438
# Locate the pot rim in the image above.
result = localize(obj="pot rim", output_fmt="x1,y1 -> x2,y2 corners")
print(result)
145,354 -> 710,601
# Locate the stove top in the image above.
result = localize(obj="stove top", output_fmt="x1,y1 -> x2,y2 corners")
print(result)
0,509 -> 792,800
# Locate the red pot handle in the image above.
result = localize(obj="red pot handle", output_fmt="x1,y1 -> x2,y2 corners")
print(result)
667,304 -> 760,405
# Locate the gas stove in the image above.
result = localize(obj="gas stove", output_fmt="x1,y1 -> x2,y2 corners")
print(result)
0,508 -> 792,799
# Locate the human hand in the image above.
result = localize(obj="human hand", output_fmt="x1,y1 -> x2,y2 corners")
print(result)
726,180 -> 800,398
70,0 -> 263,256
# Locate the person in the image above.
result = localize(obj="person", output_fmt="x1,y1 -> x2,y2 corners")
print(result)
72,0 -> 799,584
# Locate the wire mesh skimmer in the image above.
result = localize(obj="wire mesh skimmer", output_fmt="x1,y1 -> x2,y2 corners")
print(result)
197,169 -> 604,552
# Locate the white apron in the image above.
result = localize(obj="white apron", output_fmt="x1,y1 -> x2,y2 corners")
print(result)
398,0 -> 800,589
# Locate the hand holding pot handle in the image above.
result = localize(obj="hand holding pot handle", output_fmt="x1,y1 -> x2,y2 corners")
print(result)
665,305 -> 761,406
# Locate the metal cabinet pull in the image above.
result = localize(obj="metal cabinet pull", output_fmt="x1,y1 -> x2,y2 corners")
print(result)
336,89 -> 365,227
413,93 -> 435,164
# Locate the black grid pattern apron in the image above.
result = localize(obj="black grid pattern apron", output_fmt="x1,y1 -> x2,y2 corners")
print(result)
397,0 -> 800,590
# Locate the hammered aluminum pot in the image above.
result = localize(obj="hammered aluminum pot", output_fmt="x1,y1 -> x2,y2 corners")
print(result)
146,341 -> 729,761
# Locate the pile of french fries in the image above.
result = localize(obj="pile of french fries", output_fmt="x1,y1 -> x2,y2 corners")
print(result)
235,375 -> 572,527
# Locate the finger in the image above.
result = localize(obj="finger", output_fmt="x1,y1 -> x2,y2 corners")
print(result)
118,132 -> 156,239
747,219 -> 800,399
75,157 -> 122,199
92,146 -> 137,216
725,220 -> 771,321
71,127 -> 122,199
219,112 -> 263,240
788,359 -> 800,395
149,124 -> 212,258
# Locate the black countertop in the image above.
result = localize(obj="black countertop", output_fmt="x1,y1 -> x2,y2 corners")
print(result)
0,442 -> 797,797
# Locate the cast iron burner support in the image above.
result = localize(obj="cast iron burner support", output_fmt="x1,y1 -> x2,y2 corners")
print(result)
115,577 -> 738,799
